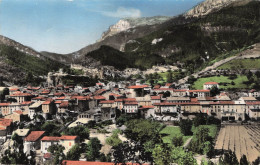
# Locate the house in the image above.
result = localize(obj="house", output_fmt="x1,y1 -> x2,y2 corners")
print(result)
139,105 -> 155,119
0,118 -> 13,141
167,97 -> 190,103
24,131 -> 45,155
124,101 -> 138,114
203,82 -> 219,90
246,101 -> 260,121
9,102 -> 22,114
40,136 -> 60,153
12,129 -> 30,140
29,101 -> 43,119
4,110 -> 25,122
77,109 -> 101,122
172,89 -> 188,97
210,101 -> 245,121
127,85 -> 149,98
153,102 -> 180,121
42,100 -> 56,119
59,135 -> 79,154
151,96 -> 161,105
136,96 -> 152,106
0,103 -> 11,116
248,89 -> 260,98
180,102 -> 202,114
57,101 -> 69,116
189,90 -> 210,98
9,92 -> 32,103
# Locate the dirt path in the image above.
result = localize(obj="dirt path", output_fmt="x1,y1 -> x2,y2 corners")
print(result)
178,43 -> 260,84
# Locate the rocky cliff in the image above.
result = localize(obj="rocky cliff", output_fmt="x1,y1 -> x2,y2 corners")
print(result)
99,16 -> 171,41
185,0 -> 252,17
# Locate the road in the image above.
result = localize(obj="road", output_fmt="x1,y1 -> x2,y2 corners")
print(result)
178,43 -> 260,85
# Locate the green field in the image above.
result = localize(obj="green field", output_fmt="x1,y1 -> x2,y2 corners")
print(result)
218,58 -> 260,70
160,126 -> 191,145
192,75 -> 248,89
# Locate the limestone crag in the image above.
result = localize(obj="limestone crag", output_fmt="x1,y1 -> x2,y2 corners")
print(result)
185,0 -> 250,17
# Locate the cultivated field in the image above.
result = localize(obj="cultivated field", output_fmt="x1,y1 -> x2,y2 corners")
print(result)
215,125 -> 260,162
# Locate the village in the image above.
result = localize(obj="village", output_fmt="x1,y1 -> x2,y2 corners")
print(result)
0,70 -> 260,164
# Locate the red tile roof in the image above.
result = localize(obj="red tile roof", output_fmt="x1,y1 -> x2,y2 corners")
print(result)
190,98 -> 198,102
94,89 -> 106,95
21,101 -> 32,105
41,136 -> 60,141
153,85 -> 161,89
62,161 -> 148,165
154,102 -> 178,106
56,96 -> 66,100
209,101 -> 235,105
140,105 -> 154,109
99,100 -> 115,104
173,89 -> 187,92
10,93 -> 32,97
25,131 -> 45,142
60,135 -> 77,140
0,118 -> 12,127
128,85 -> 148,89
151,96 -> 161,100
153,88 -> 173,91
204,82 -> 218,85
42,100 -> 53,105
0,103 -> 10,106
246,101 -> 260,105
13,110 -> 23,115
93,96 -> 106,100
124,101 -> 138,105
10,88 -> 19,91
59,101 -> 69,108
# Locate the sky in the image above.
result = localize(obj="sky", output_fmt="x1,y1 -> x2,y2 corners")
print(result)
0,0 -> 203,54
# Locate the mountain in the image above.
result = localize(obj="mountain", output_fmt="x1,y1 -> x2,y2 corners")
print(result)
99,16 -> 171,41
0,36 -> 67,85
77,0 -> 260,72
185,0 -> 252,17
67,16 -> 177,60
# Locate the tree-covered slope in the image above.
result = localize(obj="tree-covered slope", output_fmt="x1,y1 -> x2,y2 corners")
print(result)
122,1 -> 260,72
0,44 -> 67,85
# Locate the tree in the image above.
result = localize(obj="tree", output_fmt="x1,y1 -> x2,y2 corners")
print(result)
152,143 -> 172,165
179,119 -> 193,136
121,119 -> 165,163
189,126 -> 214,156
171,147 -> 197,165
1,148 -> 30,164
219,150 -> 239,165
167,72 -> 173,83
193,114 -> 207,127
86,138 -> 102,161
172,136 -> 183,147
106,131 -> 122,147
252,157 -> 260,165
66,144 -> 82,160
41,121 -> 60,136
210,86 -> 220,97
63,125 -> 89,141
48,144 -> 65,164
240,155 -> 249,165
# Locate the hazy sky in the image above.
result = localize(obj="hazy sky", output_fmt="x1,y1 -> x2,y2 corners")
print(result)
0,0 -> 203,54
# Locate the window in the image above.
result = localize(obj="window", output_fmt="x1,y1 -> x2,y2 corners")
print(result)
69,142 -> 71,146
